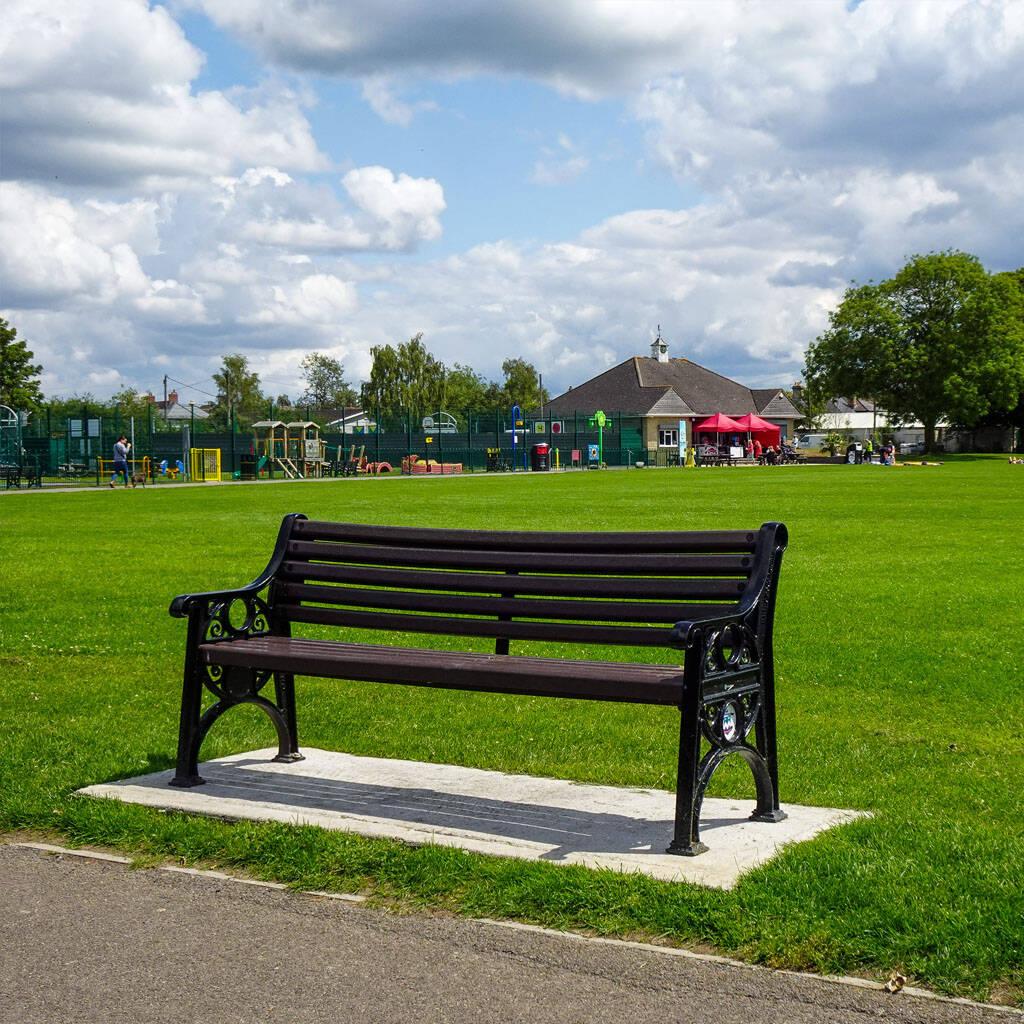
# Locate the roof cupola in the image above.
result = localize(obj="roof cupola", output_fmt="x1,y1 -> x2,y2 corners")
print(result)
650,326 -> 669,363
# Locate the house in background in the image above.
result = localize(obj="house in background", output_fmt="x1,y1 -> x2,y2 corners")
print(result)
145,389 -> 209,423
544,335 -> 800,451
813,395 -> 947,448
327,407 -> 377,433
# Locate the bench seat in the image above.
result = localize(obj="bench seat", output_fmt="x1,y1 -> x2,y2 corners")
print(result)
202,636 -> 687,705
170,514 -> 789,855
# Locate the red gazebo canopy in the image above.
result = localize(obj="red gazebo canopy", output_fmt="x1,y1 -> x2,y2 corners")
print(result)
693,413 -> 745,434
734,413 -> 781,439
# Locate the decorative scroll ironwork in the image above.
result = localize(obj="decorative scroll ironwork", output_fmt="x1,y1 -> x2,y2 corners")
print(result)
196,593 -> 275,701
702,622 -> 759,677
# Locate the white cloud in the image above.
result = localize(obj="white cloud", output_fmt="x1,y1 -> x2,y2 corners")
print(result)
1,0 -> 328,189
360,76 -> 439,126
0,183 -> 151,305
341,166 -> 446,248
242,274 -> 358,327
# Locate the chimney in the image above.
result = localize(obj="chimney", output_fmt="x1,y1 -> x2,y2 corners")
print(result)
168,389 -> 179,405
650,326 -> 669,363
144,391 -> 156,403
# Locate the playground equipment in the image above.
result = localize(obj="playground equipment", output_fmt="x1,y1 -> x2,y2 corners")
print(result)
99,455 -> 152,482
286,421 -> 328,478
588,410 -> 607,467
189,448 -> 221,482
252,420 -> 329,479
402,454 -> 462,475
158,459 -> 186,480
252,420 -> 300,478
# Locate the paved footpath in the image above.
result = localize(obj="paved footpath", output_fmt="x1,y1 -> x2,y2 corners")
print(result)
0,844 -> 1016,1024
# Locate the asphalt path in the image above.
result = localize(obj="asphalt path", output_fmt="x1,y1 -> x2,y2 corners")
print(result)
0,844 -> 1014,1024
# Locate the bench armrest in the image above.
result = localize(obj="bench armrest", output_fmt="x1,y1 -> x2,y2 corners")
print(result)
670,612 -> 748,649
168,513 -> 306,618
170,584 -> 266,618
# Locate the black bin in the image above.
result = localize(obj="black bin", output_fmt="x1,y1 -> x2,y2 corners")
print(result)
530,442 -> 550,471
239,456 -> 256,480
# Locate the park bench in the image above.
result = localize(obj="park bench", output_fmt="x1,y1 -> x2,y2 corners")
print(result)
169,515 -> 789,855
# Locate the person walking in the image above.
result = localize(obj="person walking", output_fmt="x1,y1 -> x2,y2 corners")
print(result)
110,434 -> 133,488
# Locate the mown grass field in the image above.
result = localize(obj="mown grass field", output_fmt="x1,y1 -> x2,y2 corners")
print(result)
1,458 -> 1021,1004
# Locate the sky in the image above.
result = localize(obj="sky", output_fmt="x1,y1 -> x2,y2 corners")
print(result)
2,0 -> 1023,407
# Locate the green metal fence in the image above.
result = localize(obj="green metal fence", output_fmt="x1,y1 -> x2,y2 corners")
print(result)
18,403 -> 650,482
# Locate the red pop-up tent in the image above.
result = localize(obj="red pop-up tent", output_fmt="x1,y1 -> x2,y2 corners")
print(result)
734,413 -> 781,441
693,413 -> 745,435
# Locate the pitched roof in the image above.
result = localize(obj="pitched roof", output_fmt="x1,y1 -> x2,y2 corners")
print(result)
825,397 -> 878,414
754,390 -> 800,417
545,356 -> 799,419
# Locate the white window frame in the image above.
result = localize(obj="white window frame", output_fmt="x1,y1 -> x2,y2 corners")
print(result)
657,425 -> 679,448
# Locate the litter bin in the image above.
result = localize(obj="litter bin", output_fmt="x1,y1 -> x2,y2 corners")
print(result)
530,442 -> 550,471
846,442 -> 863,465
239,455 -> 256,480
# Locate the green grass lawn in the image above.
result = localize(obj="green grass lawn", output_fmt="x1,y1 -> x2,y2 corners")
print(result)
1,459 -> 1022,1004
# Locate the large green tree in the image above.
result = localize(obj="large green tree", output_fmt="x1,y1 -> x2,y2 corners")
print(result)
299,352 -> 358,410
501,357 -> 549,411
361,333 -> 446,419
442,363 -> 503,412
804,251 -> 1024,451
211,354 -> 266,428
0,317 -> 43,410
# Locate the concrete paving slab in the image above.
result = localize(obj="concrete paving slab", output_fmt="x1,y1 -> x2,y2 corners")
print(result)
79,748 -> 865,888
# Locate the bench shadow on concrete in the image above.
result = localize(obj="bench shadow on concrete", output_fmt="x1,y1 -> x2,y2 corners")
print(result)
123,757 -> 750,863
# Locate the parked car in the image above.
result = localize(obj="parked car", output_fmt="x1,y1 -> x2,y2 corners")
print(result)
794,434 -> 827,449
900,441 -> 926,455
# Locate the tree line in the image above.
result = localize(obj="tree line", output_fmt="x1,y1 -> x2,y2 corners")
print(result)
5,249 -> 1023,449
0,320 -> 548,431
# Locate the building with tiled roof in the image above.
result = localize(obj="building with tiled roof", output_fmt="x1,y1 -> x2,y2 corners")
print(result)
544,335 -> 800,449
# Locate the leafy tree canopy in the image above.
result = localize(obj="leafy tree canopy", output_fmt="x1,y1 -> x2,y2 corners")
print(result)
300,352 -> 358,410
501,357 -> 549,411
804,251 -> 1024,450
442,363 -> 503,412
361,333 -> 446,420
0,317 -> 44,411
211,354 -> 266,428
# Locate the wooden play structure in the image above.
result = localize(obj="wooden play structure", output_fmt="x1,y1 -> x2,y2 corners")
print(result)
286,421 -> 328,478
252,420 -> 328,479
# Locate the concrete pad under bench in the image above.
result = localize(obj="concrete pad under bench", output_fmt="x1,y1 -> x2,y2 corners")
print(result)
79,748 -> 864,889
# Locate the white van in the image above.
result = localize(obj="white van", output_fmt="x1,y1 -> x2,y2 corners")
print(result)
794,433 -> 827,450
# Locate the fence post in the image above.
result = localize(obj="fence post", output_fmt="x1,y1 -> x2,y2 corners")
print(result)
375,404 -> 381,463
466,409 -> 473,472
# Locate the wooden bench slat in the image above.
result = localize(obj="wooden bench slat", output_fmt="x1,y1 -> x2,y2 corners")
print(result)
281,603 -> 671,646
293,519 -> 759,553
278,561 -> 748,600
201,636 -> 685,705
286,540 -> 754,577
279,581 -> 731,624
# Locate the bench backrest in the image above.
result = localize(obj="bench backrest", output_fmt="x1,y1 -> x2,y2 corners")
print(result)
271,518 -> 779,650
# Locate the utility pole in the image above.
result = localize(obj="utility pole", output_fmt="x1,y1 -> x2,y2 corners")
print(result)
163,374 -> 168,423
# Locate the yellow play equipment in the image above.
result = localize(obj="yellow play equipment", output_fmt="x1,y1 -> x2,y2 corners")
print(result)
189,448 -> 222,482
98,455 -> 151,481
